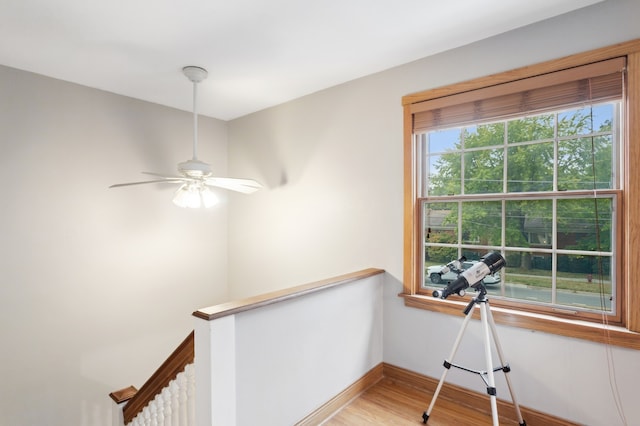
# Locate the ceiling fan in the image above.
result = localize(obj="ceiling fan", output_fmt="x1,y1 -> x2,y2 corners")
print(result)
110,66 -> 262,208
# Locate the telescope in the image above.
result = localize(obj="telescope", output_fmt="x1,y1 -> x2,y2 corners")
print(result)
432,252 -> 505,299
423,251 -> 526,426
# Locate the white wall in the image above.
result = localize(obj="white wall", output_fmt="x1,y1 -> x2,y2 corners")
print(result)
227,0 -> 640,424
195,273 -> 384,426
0,66 -> 231,425
227,65 -> 403,297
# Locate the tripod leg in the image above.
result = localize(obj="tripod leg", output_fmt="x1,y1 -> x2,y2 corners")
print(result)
479,302 -> 499,426
423,304 -> 476,423
485,304 -> 526,426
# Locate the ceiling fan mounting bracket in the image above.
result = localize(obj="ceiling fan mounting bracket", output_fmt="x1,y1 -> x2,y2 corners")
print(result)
182,66 -> 208,83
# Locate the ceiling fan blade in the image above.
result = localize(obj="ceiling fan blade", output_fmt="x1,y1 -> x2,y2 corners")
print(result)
142,171 -> 184,179
205,177 -> 263,194
109,178 -> 187,188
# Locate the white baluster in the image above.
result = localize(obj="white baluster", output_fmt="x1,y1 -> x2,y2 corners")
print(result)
149,399 -> 159,426
177,371 -> 188,426
185,364 -> 196,425
143,407 -> 151,426
130,411 -> 141,426
160,386 -> 173,426
154,392 -> 166,426
170,380 -> 180,425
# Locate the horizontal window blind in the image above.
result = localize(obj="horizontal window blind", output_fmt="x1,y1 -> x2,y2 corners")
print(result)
411,57 -> 626,132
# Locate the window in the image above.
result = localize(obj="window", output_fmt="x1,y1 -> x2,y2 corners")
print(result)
421,102 -> 620,322
402,40 -> 640,349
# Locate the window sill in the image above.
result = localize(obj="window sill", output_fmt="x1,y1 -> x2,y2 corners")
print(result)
400,293 -> 640,350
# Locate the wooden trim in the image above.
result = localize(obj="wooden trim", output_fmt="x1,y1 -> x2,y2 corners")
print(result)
626,51 -> 640,333
403,106 -> 416,295
402,39 -> 640,106
193,268 -> 385,321
409,57 -> 625,115
122,331 -> 195,424
382,363 -> 579,426
301,362 -> 578,425
295,363 -> 384,425
401,294 -> 640,350
109,385 -> 137,404
410,57 -> 625,132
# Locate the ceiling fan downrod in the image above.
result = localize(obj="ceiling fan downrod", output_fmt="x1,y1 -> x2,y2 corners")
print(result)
182,66 -> 208,162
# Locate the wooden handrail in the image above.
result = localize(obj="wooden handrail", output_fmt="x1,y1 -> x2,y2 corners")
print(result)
193,268 -> 385,321
122,331 -> 194,424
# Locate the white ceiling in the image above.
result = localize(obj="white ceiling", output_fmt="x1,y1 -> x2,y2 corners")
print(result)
0,0 -> 603,121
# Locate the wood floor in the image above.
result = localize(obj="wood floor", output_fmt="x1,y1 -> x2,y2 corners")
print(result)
323,376 -> 522,426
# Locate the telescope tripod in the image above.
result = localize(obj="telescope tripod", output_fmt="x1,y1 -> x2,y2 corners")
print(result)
422,287 -> 526,426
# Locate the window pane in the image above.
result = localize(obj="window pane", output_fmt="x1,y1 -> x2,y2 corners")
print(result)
557,198 -> 612,251
464,123 -> 504,148
428,128 -> 461,153
505,199 -> 552,248
487,251 -> 553,304
424,203 -> 458,246
592,103 -> 614,132
556,254 -> 612,312
507,114 -> 554,143
428,153 -> 461,195
507,143 -> 554,192
558,104 -> 614,137
463,148 -> 503,194
461,201 -> 502,246
558,135 -> 613,190
423,202 -> 459,288
558,107 -> 593,136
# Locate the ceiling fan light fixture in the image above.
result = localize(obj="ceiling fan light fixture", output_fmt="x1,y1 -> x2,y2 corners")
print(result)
199,186 -> 218,208
172,182 -> 218,209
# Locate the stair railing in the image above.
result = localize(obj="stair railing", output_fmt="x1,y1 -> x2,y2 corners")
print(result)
111,331 -> 195,425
